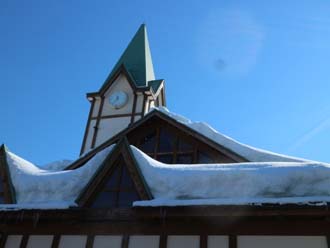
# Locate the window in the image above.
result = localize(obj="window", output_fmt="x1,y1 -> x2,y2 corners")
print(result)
92,157 -> 140,208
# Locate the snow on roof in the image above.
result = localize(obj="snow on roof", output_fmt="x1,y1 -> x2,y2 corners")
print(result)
152,107 -> 310,163
131,146 -> 330,206
40,159 -> 73,171
4,145 -> 115,209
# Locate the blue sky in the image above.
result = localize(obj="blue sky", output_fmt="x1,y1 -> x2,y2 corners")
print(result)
1,0 -> 330,165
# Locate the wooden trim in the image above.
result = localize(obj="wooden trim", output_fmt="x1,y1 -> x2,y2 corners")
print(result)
121,235 -> 129,248
19,235 -> 29,248
229,235 -> 237,248
90,113 -> 143,120
200,234 -> 207,248
159,235 -> 167,248
76,138 -> 152,207
100,64 -> 148,96
80,98 -> 95,155
130,93 -> 137,124
85,235 -> 94,248
121,138 -> 152,200
142,94 -> 147,117
91,96 -> 105,149
51,235 -> 60,248
0,234 -> 7,248
2,206 -> 330,235
161,84 -> 166,107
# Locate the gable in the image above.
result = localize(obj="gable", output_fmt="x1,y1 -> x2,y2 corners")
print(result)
90,155 -> 141,208
128,117 -> 240,164
67,110 -> 247,170
76,139 -> 151,207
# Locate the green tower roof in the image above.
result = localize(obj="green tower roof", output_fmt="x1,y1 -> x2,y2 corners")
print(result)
100,24 -> 156,91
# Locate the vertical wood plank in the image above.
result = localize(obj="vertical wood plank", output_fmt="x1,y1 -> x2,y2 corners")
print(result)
0,234 -> 7,248
159,235 -> 167,248
130,93 -> 137,124
80,98 -> 95,155
229,235 -> 237,248
85,235 -> 94,248
19,235 -> 29,248
51,235 -> 60,248
200,235 -> 207,248
121,235 -> 129,248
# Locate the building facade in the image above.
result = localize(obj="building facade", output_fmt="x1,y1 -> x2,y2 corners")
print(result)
0,25 -> 330,248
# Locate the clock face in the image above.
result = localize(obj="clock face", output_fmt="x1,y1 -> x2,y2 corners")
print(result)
109,91 -> 128,109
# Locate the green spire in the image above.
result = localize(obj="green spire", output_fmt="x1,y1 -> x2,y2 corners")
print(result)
101,24 -> 155,90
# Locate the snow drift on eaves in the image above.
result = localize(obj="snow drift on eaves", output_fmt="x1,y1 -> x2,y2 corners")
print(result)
5,145 -> 114,206
131,146 -> 330,206
152,107 -> 310,163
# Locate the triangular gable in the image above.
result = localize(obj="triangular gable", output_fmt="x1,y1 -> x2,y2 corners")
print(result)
66,110 -> 247,170
0,145 -> 16,204
76,138 -> 152,207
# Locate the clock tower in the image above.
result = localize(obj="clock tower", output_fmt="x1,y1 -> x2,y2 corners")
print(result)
80,24 -> 166,155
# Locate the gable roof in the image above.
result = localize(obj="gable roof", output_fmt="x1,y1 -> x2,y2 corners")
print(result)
67,107 -> 311,171
99,24 -> 156,93
2,144 -> 115,208
65,109 -> 248,170
76,138 -> 152,207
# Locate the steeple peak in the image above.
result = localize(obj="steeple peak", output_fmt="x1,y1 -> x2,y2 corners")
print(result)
100,24 -> 155,91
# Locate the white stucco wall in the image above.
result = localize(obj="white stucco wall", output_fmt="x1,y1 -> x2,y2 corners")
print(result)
237,236 -> 327,248
27,235 -> 53,248
95,117 -> 131,147
93,235 -> 122,248
135,93 -> 144,113
91,97 -> 101,118
208,236 -> 229,248
5,235 -> 22,248
128,235 -> 160,248
167,236 -> 200,248
58,235 -> 87,248
83,119 -> 96,152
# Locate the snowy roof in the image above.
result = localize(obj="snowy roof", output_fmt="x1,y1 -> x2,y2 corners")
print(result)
153,107 -> 310,163
1,108 -> 328,209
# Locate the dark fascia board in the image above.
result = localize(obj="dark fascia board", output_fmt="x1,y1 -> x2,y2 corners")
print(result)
0,144 -> 17,204
98,64 -> 150,97
65,109 -> 248,170
76,137 -> 152,207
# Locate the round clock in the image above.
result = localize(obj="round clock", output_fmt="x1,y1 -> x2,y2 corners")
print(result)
109,91 -> 128,109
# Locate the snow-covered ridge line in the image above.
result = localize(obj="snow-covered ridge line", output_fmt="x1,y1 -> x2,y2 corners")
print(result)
131,145 -> 330,206
5,145 -> 115,206
150,107 -> 310,163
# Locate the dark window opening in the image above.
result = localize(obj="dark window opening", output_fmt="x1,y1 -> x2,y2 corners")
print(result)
92,157 -> 140,208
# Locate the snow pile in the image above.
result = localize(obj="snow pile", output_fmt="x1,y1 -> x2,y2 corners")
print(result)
40,159 -> 73,171
131,146 -> 330,206
151,107 -> 309,163
5,145 -> 115,208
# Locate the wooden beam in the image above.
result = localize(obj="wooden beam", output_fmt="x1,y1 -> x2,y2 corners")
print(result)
86,235 -> 94,248
51,235 -> 60,248
91,96 -> 105,149
229,235 -> 237,248
159,235 -> 167,248
19,235 -> 29,248
80,98 -> 95,155
121,235 -> 129,248
200,234 -> 207,248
